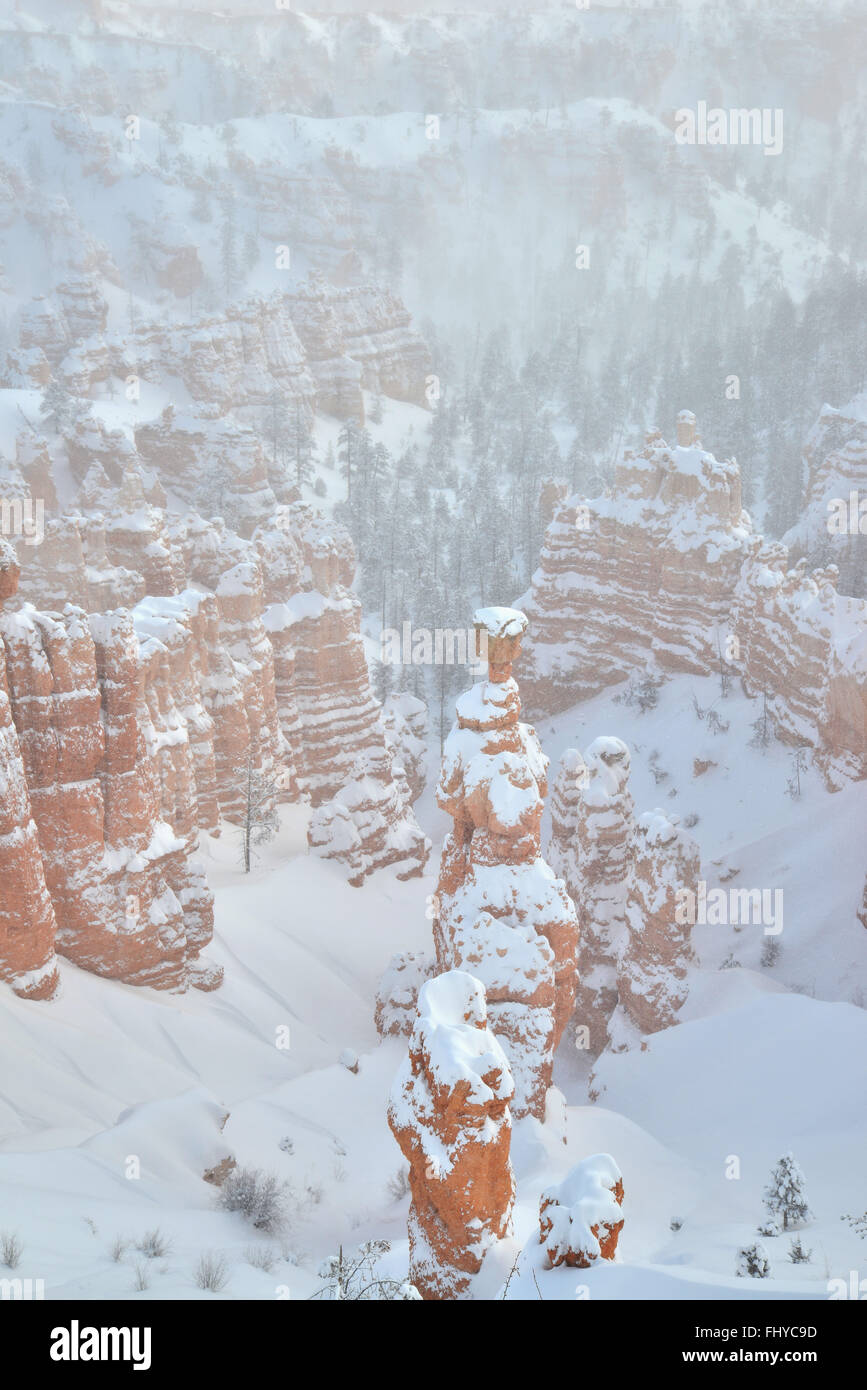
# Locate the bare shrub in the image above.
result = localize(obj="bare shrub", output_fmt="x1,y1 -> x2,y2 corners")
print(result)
194,1251 -> 229,1292
386,1167 -> 411,1202
0,1232 -> 22,1268
218,1166 -> 288,1233
244,1245 -> 276,1273
137,1228 -> 172,1259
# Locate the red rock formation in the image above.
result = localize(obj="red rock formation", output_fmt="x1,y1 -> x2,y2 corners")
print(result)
786,391 -> 867,597
549,738 -> 635,1054
12,519 -> 90,611
15,431 -> 57,511
290,280 -> 431,418
381,692 -> 428,803
262,506 -> 428,883
95,470 -> 185,596
133,594 -> 221,837
548,746 -> 587,892
215,560 -> 288,805
519,411 -> 867,791
375,950 -> 436,1038
0,601 -> 107,977
432,607 -> 579,1118
135,410 -> 279,539
731,545 -> 867,789
0,548 -> 217,995
518,416 -> 753,715
0,542 -> 59,999
388,969 -> 515,1300
610,809 -> 700,1045
539,1154 -> 624,1268
13,488 -> 428,887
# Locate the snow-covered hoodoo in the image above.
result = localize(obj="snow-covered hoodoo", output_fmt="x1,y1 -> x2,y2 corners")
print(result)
609,808 -> 701,1046
387,970 -> 515,1300
432,607 -> 580,1118
549,738 -> 635,1054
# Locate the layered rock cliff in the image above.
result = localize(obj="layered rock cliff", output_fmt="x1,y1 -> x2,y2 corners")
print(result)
12,491 -> 428,894
785,391 -> 867,598
731,546 -> 867,790
519,412 -> 867,790
0,541 -> 59,1000
0,544 -> 218,995
518,413 -> 753,715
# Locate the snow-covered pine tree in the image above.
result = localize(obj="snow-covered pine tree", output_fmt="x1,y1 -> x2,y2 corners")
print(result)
763,1153 -> 814,1230
338,420 -> 361,502
787,1236 -> 812,1264
736,1243 -> 771,1278
288,405 -> 316,489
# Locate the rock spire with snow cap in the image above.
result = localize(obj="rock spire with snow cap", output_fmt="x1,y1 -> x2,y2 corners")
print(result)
432,607 -> 579,1117
387,969 -> 515,1300
676,409 -> 698,447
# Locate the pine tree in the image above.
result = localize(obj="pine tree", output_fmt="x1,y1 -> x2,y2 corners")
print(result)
244,230 -> 260,272
763,1153 -> 813,1230
237,756 -> 279,874
40,380 -> 90,433
191,186 -> 212,223
338,420 -> 360,502
40,379 -> 75,432
288,405 -> 316,489
220,194 -> 239,299
787,1236 -> 812,1264
736,1243 -> 771,1278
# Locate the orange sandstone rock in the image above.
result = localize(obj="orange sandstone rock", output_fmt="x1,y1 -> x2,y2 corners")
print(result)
549,738 -> 634,1055
0,541 -> 59,999
388,970 -> 515,1300
539,1154 -> 624,1268
609,809 -> 700,1045
432,607 -> 579,1118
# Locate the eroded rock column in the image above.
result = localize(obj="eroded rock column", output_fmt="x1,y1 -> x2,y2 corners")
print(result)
388,969 -> 515,1300
433,606 -> 579,1118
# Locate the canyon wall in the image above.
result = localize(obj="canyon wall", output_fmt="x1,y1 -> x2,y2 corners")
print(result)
0,541 -> 218,994
3,484 -> 427,1001
731,545 -> 867,790
519,412 -> 867,790
517,413 -> 752,714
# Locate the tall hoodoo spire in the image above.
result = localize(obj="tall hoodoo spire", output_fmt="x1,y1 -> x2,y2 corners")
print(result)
432,606 -> 579,1118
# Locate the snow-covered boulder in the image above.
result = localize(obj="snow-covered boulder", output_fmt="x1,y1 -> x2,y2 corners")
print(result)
539,1153 -> 625,1269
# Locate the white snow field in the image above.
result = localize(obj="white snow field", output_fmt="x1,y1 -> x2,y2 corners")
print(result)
0,670 -> 864,1301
